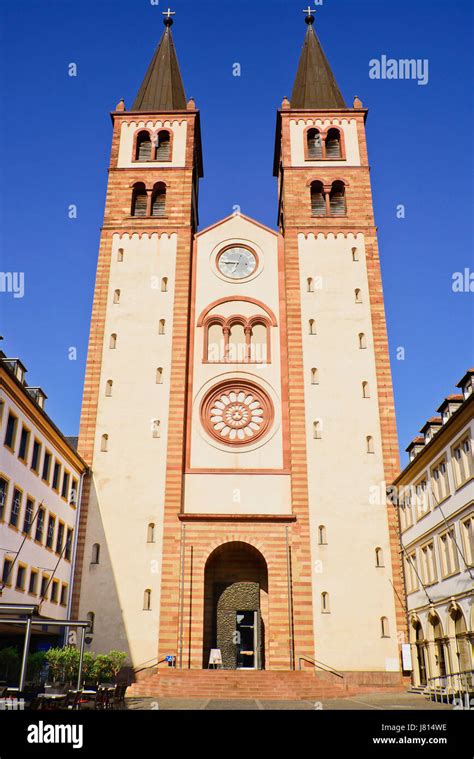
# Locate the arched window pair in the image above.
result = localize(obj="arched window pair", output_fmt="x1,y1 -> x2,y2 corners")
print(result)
131,182 -> 167,218
311,180 -> 346,217
135,130 -> 171,162
307,127 -> 342,160
205,316 -> 271,363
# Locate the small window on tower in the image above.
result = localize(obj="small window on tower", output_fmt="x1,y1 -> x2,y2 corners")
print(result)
307,277 -> 314,293
155,130 -> 171,161
311,368 -> 319,385
136,131 -> 152,161
310,181 -> 326,217
358,333 -> 366,349
132,183 -> 148,217
325,128 -> 342,158
329,181 -> 346,217
156,367 -> 163,384
159,319 -> 166,335
151,183 -> 167,218
307,128 -> 323,159
309,319 -> 316,335
117,248 -> 124,262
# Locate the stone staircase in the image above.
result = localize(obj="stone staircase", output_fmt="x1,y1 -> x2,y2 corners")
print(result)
127,668 -> 404,700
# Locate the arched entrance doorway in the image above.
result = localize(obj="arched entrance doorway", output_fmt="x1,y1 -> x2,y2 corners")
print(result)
430,613 -> 449,678
412,619 -> 428,686
203,542 -> 268,670
453,609 -> 471,673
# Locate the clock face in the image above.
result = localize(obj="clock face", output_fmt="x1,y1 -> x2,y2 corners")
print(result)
217,247 -> 257,280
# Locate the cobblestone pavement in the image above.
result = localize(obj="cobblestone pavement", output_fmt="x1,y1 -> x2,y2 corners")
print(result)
124,692 -> 454,711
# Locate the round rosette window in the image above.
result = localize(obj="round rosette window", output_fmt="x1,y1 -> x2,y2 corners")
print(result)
201,381 -> 274,446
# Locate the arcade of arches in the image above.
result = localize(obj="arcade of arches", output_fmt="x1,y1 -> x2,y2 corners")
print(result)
410,605 -> 473,687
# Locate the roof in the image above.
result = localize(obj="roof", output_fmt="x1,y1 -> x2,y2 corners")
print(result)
131,20 -> 187,112
436,394 -> 464,413
419,417 -> 442,434
456,368 -> 474,388
406,436 -> 425,452
290,19 -> 345,109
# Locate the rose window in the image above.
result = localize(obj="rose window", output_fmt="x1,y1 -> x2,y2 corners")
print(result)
201,381 -> 273,446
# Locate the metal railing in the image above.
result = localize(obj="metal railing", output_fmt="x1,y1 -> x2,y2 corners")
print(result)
298,655 -> 344,679
425,670 -> 473,706
133,656 -> 176,674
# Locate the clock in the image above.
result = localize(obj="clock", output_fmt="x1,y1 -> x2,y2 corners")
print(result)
217,246 -> 257,280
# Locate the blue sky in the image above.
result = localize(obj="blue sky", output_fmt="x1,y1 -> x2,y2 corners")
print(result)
0,0 -> 472,462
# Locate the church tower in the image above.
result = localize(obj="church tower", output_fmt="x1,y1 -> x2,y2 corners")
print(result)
74,10 -> 405,683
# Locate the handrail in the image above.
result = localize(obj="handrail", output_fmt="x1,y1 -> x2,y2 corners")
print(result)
424,670 -> 473,705
298,655 -> 344,679
133,656 -> 176,674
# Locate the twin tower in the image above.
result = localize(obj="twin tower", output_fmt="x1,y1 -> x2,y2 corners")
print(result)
73,12 -> 405,679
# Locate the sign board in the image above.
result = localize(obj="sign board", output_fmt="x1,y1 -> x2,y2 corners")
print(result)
402,644 -> 413,671
209,649 -> 222,666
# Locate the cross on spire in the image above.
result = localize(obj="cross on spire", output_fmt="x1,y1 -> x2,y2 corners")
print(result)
162,7 -> 176,27
303,6 -> 315,25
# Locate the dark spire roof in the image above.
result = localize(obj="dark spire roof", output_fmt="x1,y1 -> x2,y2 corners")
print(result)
291,13 -> 345,109
132,16 -> 187,112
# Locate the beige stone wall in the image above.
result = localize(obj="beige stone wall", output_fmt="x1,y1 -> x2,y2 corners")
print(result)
117,120 -> 188,168
290,118 -> 361,166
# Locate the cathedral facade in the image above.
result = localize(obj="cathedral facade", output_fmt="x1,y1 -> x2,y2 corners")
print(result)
73,12 -> 405,679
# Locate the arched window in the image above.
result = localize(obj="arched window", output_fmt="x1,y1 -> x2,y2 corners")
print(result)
113,289 -> 120,304
156,367 -> 163,384
131,182 -> 148,217
152,420 -> 160,439
329,181 -> 346,217
86,611 -> 95,633
313,420 -> 322,439
250,322 -> 268,363
207,322 -> 223,362
159,319 -> 166,335
143,589 -> 152,610
325,128 -> 342,158
307,128 -> 323,159
318,525 -> 327,544
91,543 -> 100,564
375,547 -> 384,567
381,616 -> 390,637
309,319 -> 316,335
151,182 -> 166,218
147,523 -> 155,543
228,322 -> 247,363
105,380 -> 113,397
362,381 -> 370,398
358,333 -> 366,349
161,277 -> 168,292
311,368 -> 319,385
311,181 -> 326,217
136,131 -> 152,161
307,277 -> 314,293
352,247 -> 358,262
355,288 -> 362,303
117,248 -> 124,262
156,130 -> 171,160
366,435 -> 374,454
321,592 -> 330,613
101,434 -> 108,452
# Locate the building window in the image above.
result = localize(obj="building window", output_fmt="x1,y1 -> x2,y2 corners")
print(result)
16,564 -> 26,591
147,523 -> 155,543
352,247 -> 359,262
131,182 -> 148,217
18,426 -> 31,462
40,575 -> 49,598
366,436 -> 374,454
309,319 -> 316,335
2,558 -> 13,586
313,420 -> 322,440
52,461 -> 61,491
414,477 -> 430,519
161,277 -> 168,292
461,515 -> 473,566
152,420 -> 161,439
205,316 -> 271,364
101,435 -> 108,452
156,130 -> 171,160
439,528 -> 459,577
51,579 -> 59,603
310,180 -> 326,217
22,498 -> 34,535
354,288 -> 362,304
135,130 -> 152,161
0,476 -> 8,521
61,471 -> 70,499
159,319 -> 166,335
106,380 -> 113,397
86,612 -> 95,633
42,451 -> 52,483
35,507 -> 45,543
362,381 -> 370,398
451,435 -> 472,488
31,439 -> 41,473
321,592 -> 330,613
359,333 -> 366,349
143,589 -> 152,610
405,551 -> 419,593
381,617 -> 390,637
307,277 -> 314,293
46,515 -> 56,549
420,541 -> 437,585
113,289 -> 121,304
28,570 -> 38,595
156,367 -> 163,384
91,543 -> 100,565
151,182 -> 167,218
9,488 -> 22,528
109,333 -> 117,349
60,584 -> 68,606
69,479 -> 78,506
56,522 -> 65,555
311,368 -> 319,385
329,181 -> 346,216
117,248 -> 124,262
318,525 -> 327,544
4,412 -> 18,451
430,457 -> 450,504
375,547 -> 384,567
65,528 -> 73,561
307,128 -> 323,159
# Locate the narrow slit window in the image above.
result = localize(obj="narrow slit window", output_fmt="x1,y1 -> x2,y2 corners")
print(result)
101,434 -> 109,452
106,380 -> 113,397
321,592 -> 330,613
313,420 -> 322,439
143,589 -> 152,610
91,543 -> 100,564
159,319 -> 166,335
309,319 -> 316,335
375,547 -> 384,567
359,333 -> 366,349
147,523 -> 155,543
113,289 -> 120,304
117,248 -> 124,262
156,367 -> 163,384
355,288 -> 362,304
311,368 -> 319,385
109,333 -> 117,349
318,525 -> 327,544
161,277 -> 168,292
366,435 -> 374,454
362,381 -> 370,398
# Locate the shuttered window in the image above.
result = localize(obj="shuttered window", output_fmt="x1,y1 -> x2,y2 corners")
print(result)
136,132 -> 152,161
329,181 -> 346,216
310,181 -> 326,216
156,131 -> 171,160
132,184 -> 148,217
325,128 -> 341,158
151,184 -> 166,217
307,128 -> 323,159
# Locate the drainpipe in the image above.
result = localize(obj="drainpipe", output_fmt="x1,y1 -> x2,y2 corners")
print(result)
65,468 -> 87,646
285,526 -> 294,670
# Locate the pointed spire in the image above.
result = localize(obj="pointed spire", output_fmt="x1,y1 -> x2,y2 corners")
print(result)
291,9 -> 346,109
132,10 -> 187,112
